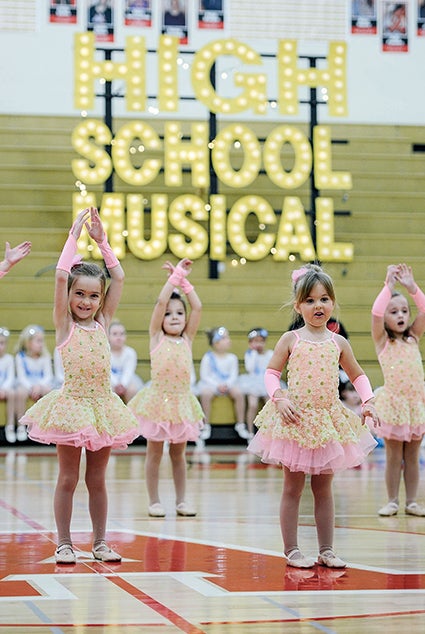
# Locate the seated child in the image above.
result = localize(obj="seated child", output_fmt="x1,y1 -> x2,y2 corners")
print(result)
108,320 -> 143,403
0,327 -> 18,443
238,328 -> 275,438
197,326 -> 248,440
14,324 -> 54,440
338,380 -> 362,416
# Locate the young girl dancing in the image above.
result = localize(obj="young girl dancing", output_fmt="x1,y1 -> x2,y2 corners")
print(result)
21,208 -> 140,564
128,258 -> 203,518
248,264 -> 380,569
371,263 -> 425,517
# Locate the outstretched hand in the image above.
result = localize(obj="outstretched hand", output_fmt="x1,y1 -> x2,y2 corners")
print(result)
175,258 -> 192,277
162,258 -> 193,279
70,207 -> 105,244
85,207 -> 105,244
162,260 -> 175,277
395,263 -> 416,293
3,241 -> 31,268
385,264 -> 399,289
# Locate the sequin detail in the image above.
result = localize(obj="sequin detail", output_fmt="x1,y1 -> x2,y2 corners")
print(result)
248,335 -> 377,474
128,335 -> 203,442
374,338 -> 425,441
21,322 -> 140,451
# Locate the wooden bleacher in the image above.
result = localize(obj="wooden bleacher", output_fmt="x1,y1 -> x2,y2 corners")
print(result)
1,115 -> 425,439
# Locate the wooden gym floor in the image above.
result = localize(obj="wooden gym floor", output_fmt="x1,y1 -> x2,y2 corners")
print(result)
1,442 -> 425,633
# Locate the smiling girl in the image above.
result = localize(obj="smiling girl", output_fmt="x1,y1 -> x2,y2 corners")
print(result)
20,208 -> 139,564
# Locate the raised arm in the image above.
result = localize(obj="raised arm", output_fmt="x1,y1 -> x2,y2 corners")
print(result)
178,259 -> 202,340
0,240 -> 31,277
371,265 -> 397,350
86,207 -> 124,327
54,208 -> 90,338
396,264 -> 425,340
149,260 -> 181,339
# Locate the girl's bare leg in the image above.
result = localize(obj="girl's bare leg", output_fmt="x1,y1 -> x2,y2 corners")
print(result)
403,439 -> 423,505
169,441 -> 188,505
54,445 -> 82,546
145,440 -> 164,505
85,446 -> 112,544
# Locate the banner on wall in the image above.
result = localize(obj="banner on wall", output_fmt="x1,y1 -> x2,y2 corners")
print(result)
49,0 -> 77,24
87,0 -> 115,43
124,0 -> 152,27
351,0 -> 377,34
382,1 -> 408,52
162,0 -> 188,44
418,0 -> 425,35
198,0 -> 224,30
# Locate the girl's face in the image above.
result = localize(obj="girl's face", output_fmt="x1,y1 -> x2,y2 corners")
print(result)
249,335 -> 266,353
0,335 -> 8,357
69,275 -> 103,323
27,332 -> 45,357
384,295 -> 410,334
109,324 -> 126,351
213,334 -> 231,352
295,282 -> 335,328
163,297 -> 186,336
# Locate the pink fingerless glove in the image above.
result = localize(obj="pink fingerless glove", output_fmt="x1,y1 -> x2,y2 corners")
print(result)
168,269 -> 183,286
57,234 -> 78,273
410,286 -> 425,313
0,270 -> 6,279
180,278 -> 194,294
371,284 -> 392,317
98,235 -> 119,269
352,374 -> 374,405
264,368 -> 283,400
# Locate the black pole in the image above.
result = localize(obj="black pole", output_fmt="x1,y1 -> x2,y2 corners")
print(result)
308,57 -> 318,250
208,62 -> 219,279
104,49 -> 113,194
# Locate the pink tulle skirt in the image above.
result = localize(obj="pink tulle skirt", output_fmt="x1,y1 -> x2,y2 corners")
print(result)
368,420 -> 425,442
27,423 -> 140,452
137,418 -> 202,443
247,430 -> 377,475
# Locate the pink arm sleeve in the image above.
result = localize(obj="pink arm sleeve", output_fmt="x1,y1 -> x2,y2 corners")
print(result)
168,269 -> 183,286
410,287 -> 425,313
264,368 -> 283,400
371,284 -> 391,317
98,235 -> 119,269
56,234 -> 78,273
180,278 -> 194,294
0,270 -> 6,279
352,374 -> 374,405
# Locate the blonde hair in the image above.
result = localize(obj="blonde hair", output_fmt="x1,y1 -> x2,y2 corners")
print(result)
15,324 -> 49,356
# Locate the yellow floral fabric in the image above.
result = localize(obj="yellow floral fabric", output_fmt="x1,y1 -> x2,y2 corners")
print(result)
22,322 -> 140,450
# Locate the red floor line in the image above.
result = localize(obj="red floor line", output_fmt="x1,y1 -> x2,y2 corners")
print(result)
107,575 -> 206,634
200,608 -> 425,626
0,498 -> 46,532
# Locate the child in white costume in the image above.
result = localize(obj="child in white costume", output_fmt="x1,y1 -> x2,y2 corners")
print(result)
109,320 -> 143,403
238,328 -> 275,438
197,327 -> 248,440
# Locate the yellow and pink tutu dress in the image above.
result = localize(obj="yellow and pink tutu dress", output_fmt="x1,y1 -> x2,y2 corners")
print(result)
373,338 -> 425,441
21,322 -> 140,451
248,332 -> 377,474
128,335 -> 203,443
